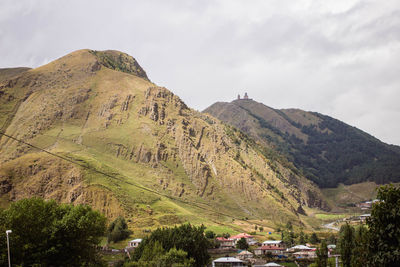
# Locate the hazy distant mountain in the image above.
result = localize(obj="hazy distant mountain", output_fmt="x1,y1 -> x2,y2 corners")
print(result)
0,50 -> 328,232
204,99 -> 400,188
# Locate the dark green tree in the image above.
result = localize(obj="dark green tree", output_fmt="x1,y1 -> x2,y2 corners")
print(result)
367,185 -> 400,266
125,245 -> 195,267
338,223 -> 354,267
159,247 -> 195,267
315,239 -> 328,267
107,216 -> 132,243
351,225 -> 369,267
133,224 -> 210,267
139,240 -> 165,262
259,226 -> 264,232
282,230 -> 294,247
0,197 -> 106,266
205,230 -> 216,239
310,232 -> 319,244
327,234 -> 337,245
236,237 -> 249,250
222,232 -> 231,238
304,233 -> 310,243
286,221 -> 293,231
298,231 -> 306,244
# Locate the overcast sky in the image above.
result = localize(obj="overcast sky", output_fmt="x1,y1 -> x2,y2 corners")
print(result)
1,0 -> 399,145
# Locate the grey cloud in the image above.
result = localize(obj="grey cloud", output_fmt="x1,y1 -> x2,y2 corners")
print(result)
0,0 -> 399,145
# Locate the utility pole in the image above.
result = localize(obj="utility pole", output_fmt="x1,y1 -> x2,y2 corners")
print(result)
6,230 -> 12,267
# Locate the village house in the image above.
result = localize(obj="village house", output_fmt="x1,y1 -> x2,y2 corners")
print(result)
127,238 -> 142,248
212,257 -> 246,267
287,245 -> 314,252
231,233 -> 257,245
254,245 -> 286,256
293,250 -> 316,259
262,240 -> 286,249
216,237 -> 235,248
236,250 -> 254,260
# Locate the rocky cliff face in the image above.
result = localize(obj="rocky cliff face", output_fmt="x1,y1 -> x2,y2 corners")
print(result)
0,50 -> 328,230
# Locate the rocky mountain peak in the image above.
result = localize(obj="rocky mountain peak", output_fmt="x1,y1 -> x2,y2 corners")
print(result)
89,50 -> 149,80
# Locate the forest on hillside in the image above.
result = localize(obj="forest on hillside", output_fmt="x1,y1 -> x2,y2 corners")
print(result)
245,107 -> 400,188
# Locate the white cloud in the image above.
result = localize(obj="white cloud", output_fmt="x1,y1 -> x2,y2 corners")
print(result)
0,0 -> 399,145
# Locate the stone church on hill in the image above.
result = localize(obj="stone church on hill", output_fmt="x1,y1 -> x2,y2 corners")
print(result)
237,92 -> 251,100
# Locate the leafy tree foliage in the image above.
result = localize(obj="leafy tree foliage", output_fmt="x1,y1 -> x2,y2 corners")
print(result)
0,197 -> 106,266
205,230 -> 216,239
367,185 -> 400,266
327,234 -> 337,245
336,185 -> 400,266
310,233 -> 319,244
222,232 -> 231,238
298,231 -> 306,244
236,237 -> 249,250
315,239 -> 328,267
351,225 -> 369,267
125,244 -> 194,267
338,223 -> 354,267
132,224 -> 210,267
107,216 -> 131,243
282,230 -> 294,247
286,221 -> 293,231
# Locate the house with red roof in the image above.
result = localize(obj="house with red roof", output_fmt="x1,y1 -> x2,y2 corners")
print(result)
230,233 -> 257,245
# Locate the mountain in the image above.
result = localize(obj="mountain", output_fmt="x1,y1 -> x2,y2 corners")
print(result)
0,50 -> 328,232
204,99 -> 400,188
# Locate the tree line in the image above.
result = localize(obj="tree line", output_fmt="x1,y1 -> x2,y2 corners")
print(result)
313,185 -> 400,267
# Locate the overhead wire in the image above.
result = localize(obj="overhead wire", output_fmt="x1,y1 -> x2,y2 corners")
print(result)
0,131 -> 256,223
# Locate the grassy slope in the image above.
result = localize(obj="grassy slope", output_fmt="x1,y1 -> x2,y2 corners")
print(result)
0,50 -> 329,235
0,67 -> 31,82
322,181 -> 400,211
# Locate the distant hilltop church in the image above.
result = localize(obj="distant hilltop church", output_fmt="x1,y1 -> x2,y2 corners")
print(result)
237,92 -> 252,100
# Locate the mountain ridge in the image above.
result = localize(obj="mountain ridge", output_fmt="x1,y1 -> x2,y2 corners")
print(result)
0,49 -> 329,232
204,99 -> 400,188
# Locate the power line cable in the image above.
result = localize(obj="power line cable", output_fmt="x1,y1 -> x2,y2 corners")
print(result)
0,131 -> 255,222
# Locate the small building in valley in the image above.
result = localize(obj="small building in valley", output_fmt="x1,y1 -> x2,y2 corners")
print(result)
216,237 -> 235,248
236,250 -> 254,260
262,240 -> 286,249
254,245 -> 286,256
231,233 -> 256,245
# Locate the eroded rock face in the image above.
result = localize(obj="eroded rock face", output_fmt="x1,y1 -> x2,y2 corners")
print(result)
137,85 -> 329,212
0,49 -> 329,228
0,155 -> 122,219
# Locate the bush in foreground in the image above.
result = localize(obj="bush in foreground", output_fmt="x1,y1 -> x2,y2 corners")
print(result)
0,197 -> 106,266
132,223 -> 210,267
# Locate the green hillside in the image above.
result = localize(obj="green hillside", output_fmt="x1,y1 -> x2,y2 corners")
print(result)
0,50 -> 329,233
204,99 -> 400,188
